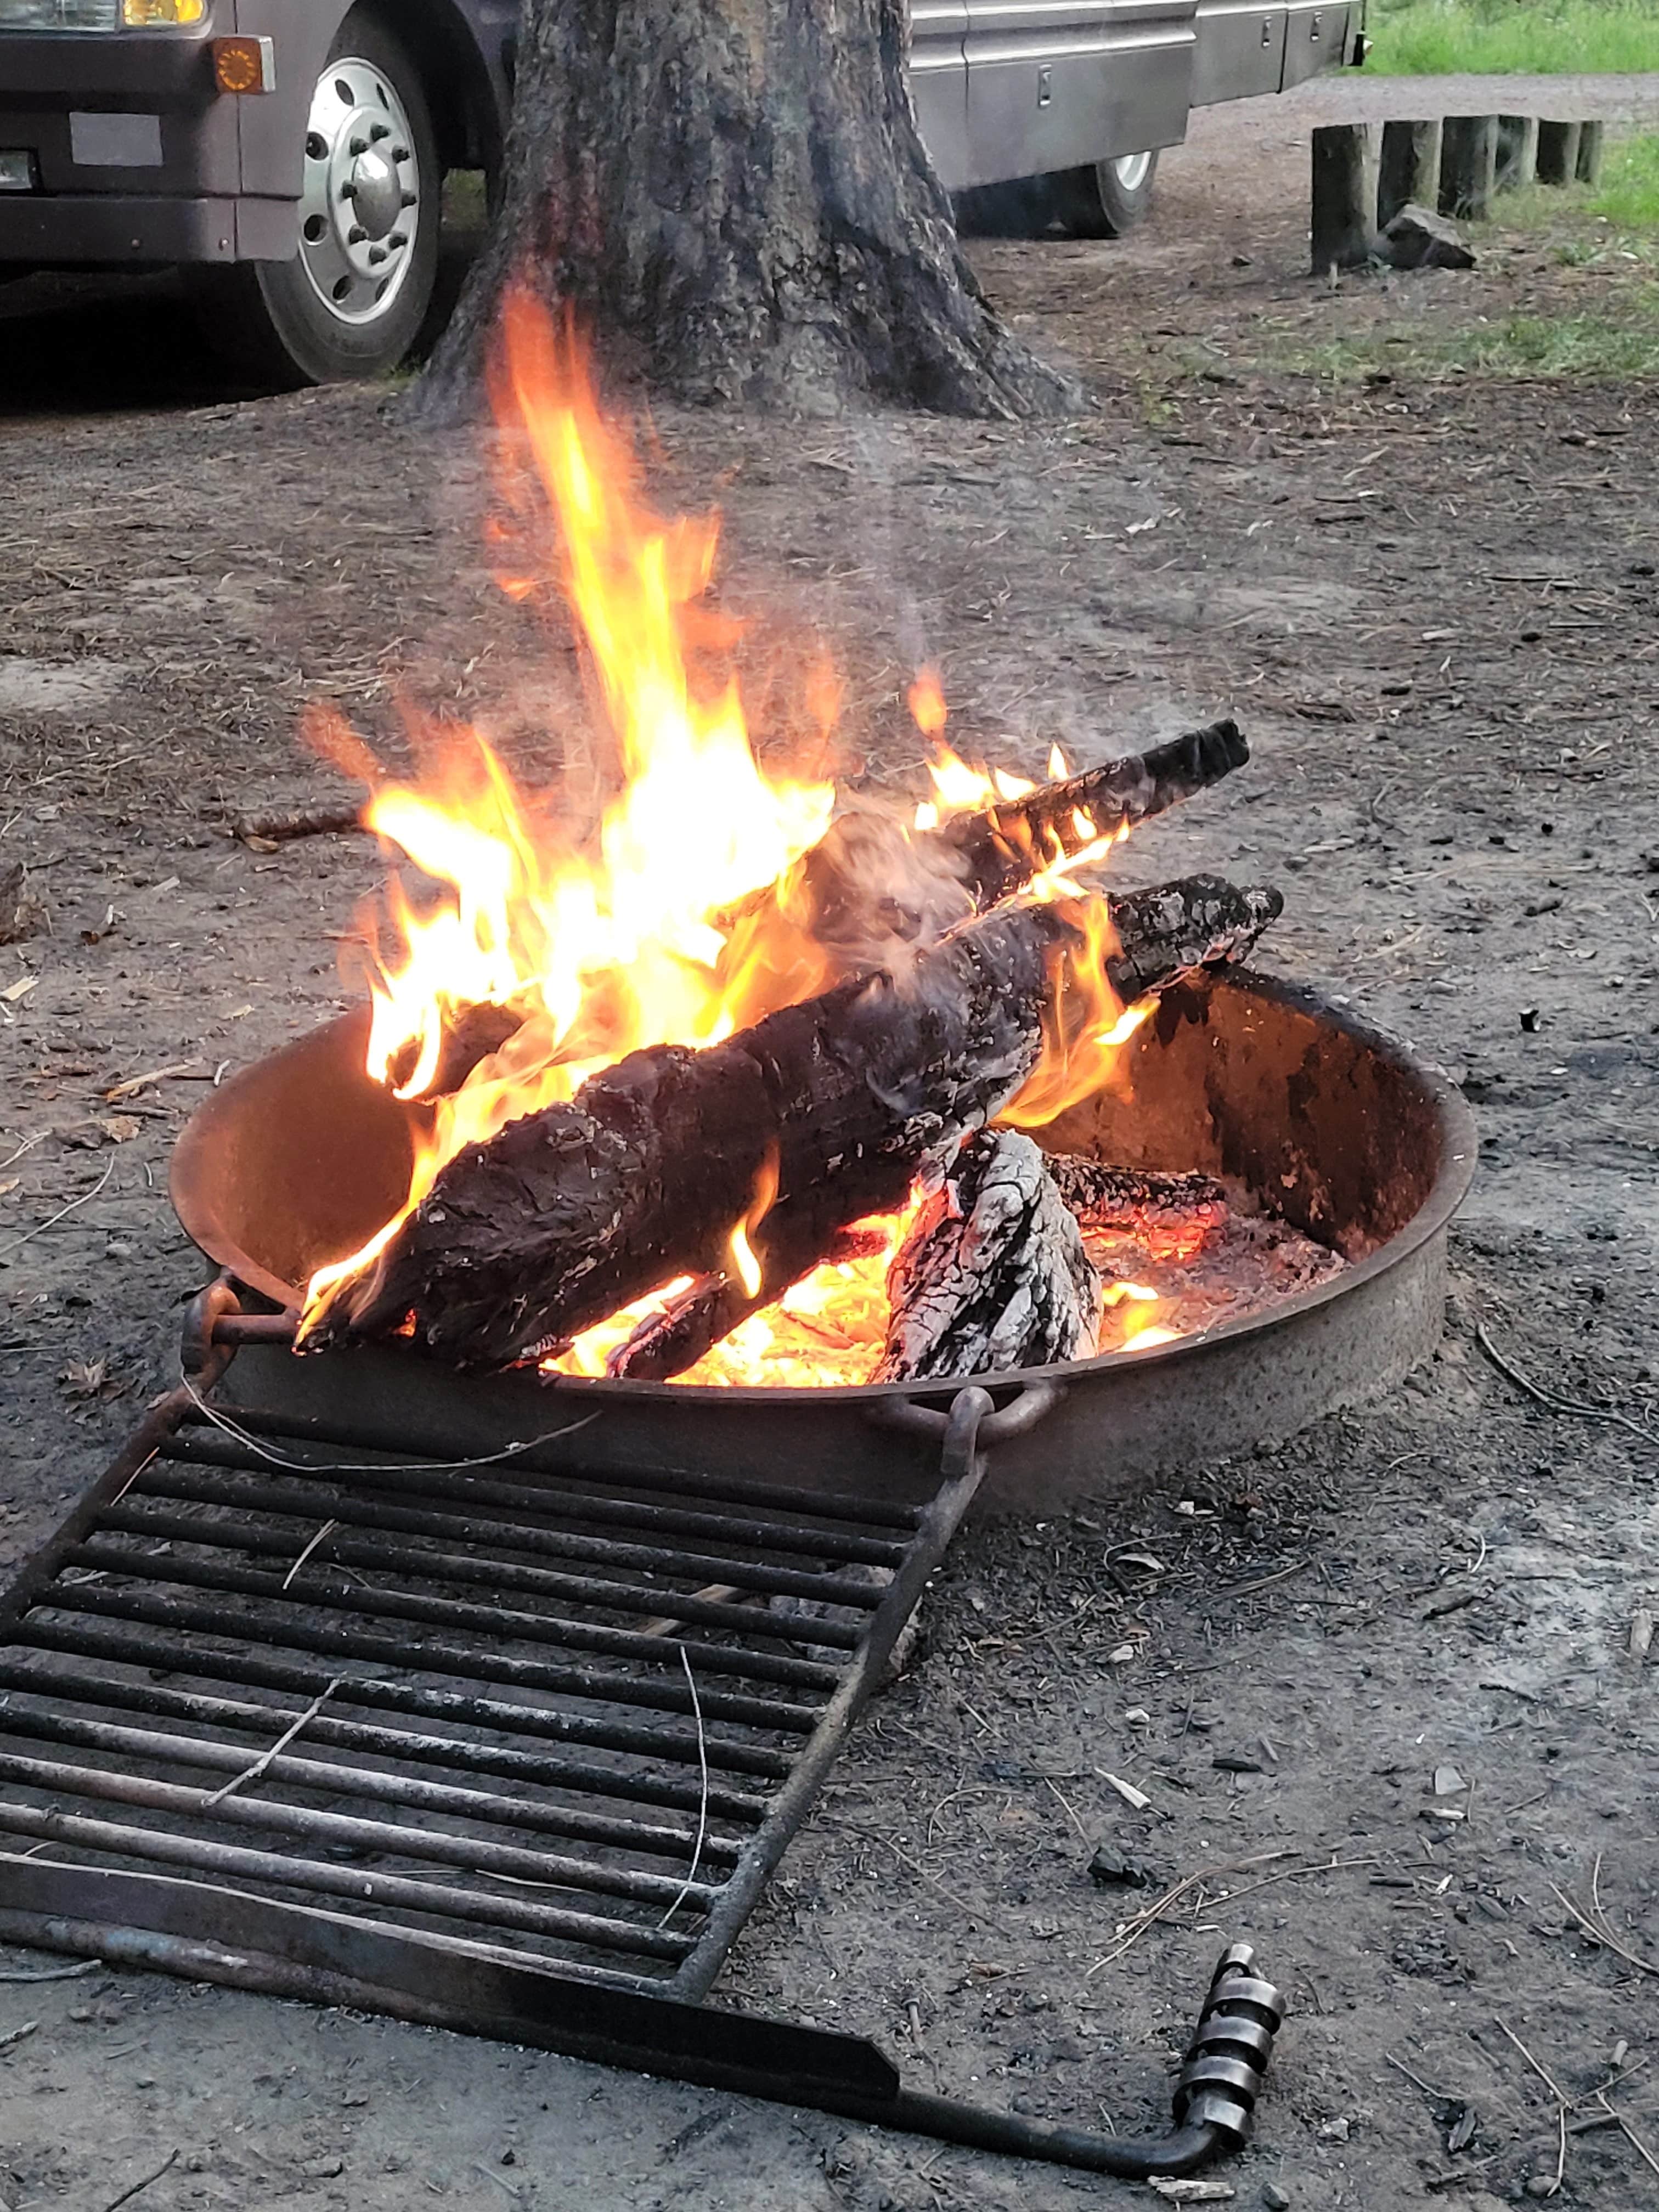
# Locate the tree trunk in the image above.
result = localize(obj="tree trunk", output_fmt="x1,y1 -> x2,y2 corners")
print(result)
415,0 -> 1077,422
606,873 -> 1280,1378
873,1130 -> 1099,1381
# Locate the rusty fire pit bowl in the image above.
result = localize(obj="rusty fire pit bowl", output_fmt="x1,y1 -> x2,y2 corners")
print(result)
170,972 -> 1475,1513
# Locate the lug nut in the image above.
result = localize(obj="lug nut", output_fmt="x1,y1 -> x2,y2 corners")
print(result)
348,136 -> 367,155
367,245 -> 388,264
347,224 -> 368,244
399,189 -> 416,208
369,122 -> 391,141
391,145 -> 410,162
339,180 -> 357,200
387,230 -> 407,249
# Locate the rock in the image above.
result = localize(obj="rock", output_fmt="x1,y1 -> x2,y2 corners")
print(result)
1523,2180 -> 1558,2200
1379,202 -> 1477,271
1263,2186 -> 1292,2210
1088,1846 -> 1154,1889
1316,2116 -> 1350,2142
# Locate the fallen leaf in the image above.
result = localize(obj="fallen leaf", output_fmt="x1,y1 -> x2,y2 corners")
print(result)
59,1357 -> 108,1398
1,976 -> 38,1003
97,1116 -> 142,1143
0,1177 -> 20,1199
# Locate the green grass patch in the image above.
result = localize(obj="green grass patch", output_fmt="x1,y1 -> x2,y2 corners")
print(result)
1364,0 -> 1657,75
1588,132 -> 1659,229
1251,297 -> 1659,382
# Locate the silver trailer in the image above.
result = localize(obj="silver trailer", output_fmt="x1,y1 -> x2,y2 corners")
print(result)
0,0 -> 1363,382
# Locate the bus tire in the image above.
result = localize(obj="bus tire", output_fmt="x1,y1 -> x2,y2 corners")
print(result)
197,7 -> 441,387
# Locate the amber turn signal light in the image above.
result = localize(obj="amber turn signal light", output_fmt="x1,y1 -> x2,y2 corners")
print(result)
211,35 -> 275,94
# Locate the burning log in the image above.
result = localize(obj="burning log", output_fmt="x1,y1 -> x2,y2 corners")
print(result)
873,1130 -> 1100,1382
306,895 -> 1079,1367
1044,1157 -> 1229,1233
306,873 -> 1281,1372
768,716 -> 1249,968
607,874 -> 1282,1380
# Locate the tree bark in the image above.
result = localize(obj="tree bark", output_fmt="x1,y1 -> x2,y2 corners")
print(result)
606,873 -> 1280,1379
415,0 -> 1077,422
873,1130 -> 1099,1381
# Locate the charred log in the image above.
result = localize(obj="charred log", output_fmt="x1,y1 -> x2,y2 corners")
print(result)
937,718 -> 1250,911
305,896 -> 1080,1368
607,873 -> 1282,1380
727,718 -> 1249,983
873,1130 -> 1100,1382
388,1001 -> 529,1102
1044,1156 -> 1229,1233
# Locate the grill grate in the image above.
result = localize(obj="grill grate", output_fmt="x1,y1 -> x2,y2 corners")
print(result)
0,1380 -> 981,2000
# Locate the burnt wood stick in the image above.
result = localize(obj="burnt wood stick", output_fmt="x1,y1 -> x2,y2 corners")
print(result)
1044,1156 -> 1229,1231
873,1130 -> 1101,1384
304,895 -> 1081,1369
794,716 -> 1250,957
231,802 -> 365,847
607,873 -> 1282,1381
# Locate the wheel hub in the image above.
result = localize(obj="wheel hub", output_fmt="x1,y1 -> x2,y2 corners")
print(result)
297,55 -> 421,328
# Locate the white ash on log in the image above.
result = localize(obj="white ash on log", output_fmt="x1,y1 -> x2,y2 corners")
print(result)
607,875 -> 1282,1380
873,1129 -> 1100,1382
1044,1156 -> 1229,1234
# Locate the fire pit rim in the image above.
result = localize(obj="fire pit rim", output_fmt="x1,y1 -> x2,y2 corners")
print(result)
170,967 -> 1476,1406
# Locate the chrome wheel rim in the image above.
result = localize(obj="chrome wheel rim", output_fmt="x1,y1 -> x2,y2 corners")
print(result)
1110,150 -> 1154,195
297,55 -> 421,328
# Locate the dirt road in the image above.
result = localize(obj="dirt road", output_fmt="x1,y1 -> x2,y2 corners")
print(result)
1,76 -> 1656,2212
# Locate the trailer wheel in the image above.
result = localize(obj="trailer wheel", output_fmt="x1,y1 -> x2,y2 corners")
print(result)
954,151 -> 1158,241
1076,149 -> 1160,237
198,7 -> 440,386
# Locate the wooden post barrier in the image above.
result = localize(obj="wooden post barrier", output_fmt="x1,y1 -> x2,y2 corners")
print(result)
1536,120 -> 1583,185
1439,115 -> 1499,220
1496,115 -> 1539,191
1311,122 -> 1378,273
1576,121 -> 1605,184
1378,118 -> 1442,227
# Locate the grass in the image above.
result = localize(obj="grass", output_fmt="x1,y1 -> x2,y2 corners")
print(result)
1587,132 -> 1659,229
1364,0 -> 1658,76
1278,300 -> 1659,380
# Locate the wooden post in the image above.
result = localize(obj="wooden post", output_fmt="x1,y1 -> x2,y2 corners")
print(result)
1378,118 -> 1442,227
1576,121 -> 1605,184
1496,114 -> 1539,191
1311,122 -> 1378,274
1438,115 -> 1499,220
1536,120 -> 1582,185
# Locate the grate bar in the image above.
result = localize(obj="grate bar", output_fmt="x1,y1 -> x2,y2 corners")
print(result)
93,1505 -> 873,1645
43,1585 -> 798,1778
0,1796 -> 695,1960
0,1657 -> 736,1864
182,1406 -> 928,1530
0,1736 -> 719,1915
14,1618 -> 770,1823
61,1543 -> 839,1708
153,1443 -> 911,1571
0,1703 -> 730,1902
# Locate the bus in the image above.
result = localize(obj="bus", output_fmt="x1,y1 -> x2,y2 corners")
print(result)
0,0 -> 1364,386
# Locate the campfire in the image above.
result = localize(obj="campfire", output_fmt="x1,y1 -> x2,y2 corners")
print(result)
285,297 -> 1326,1392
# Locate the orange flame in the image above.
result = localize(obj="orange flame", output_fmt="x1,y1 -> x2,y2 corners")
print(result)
298,300 -> 1166,1378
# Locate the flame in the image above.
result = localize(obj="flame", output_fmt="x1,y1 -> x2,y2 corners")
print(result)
296,299 -> 1170,1379
298,302 -> 836,1342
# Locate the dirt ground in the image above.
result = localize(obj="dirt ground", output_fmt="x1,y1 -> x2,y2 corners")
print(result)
2,71 -> 1657,2212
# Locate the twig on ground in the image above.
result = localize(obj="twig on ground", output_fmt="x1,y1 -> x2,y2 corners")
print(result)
1385,2049 -> 1460,2100
845,1829 -> 1024,1944
1087,1851 -> 1294,1974
97,2149 -> 178,2212
1597,2097 -> 1659,2181
1476,1322 -> 1658,1447
231,802 -> 364,847
1495,2016 -> 1571,2106
1043,1774 -> 1092,1843
1550,1854 -> 1659,1980
0,1156 -> 115,1263
0,1957 -> 97,1984
199,1679 -> 342,1809
655,1646 -> 708,1929
0,2020 -> 38,2053
101,1062 -> 204,1104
